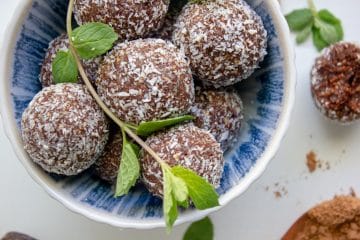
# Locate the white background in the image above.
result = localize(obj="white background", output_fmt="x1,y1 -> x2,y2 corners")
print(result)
1,0 -> 360,239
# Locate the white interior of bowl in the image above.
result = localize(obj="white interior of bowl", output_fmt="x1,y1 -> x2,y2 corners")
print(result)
0,0 -> 296,229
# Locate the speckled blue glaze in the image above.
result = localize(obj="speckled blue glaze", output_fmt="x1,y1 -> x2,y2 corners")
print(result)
11,0 -> 284,221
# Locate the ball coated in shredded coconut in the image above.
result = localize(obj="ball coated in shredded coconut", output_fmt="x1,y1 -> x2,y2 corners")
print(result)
40,34 -> 101,87
140,123 -> 224,197
191,87 -> 244,151
311,42 -> 360,123
73,0 -> 170,40
96,38 -> 195,125
173,0 -> 267,88
93,127 -> 123,183
21,84 -> 109,176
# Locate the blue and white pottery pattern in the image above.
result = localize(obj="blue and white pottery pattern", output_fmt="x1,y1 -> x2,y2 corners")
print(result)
10,0 -> 284,223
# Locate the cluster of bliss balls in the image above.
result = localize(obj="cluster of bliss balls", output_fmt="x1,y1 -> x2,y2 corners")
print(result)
21,0 -> 267,197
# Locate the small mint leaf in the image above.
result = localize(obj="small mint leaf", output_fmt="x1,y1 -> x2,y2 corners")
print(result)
334,23 -> 344,41
52,50 -> 78,84
318,9 -> 341,24
72,22 -> 118,60
136,115 -> 194,137
312,27 -> 328,51
163,167 -> 178,232
285,9 -> 314,31
115,138 -> 140,197
314,18 -> 339,44
296,23 -> 312,44
170,174 -> 189,207
318,9 -> 344,41
183,217 -> 214,240
172,166 -> 219,210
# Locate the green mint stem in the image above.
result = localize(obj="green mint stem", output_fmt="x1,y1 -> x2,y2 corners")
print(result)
66,0 -> 167,166
307,0 -> 318,16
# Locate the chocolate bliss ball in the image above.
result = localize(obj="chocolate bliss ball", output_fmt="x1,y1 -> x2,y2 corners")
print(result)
173,0 -> 267,88
93,128 -> 123,183
191,87 -> 244,151
96,38 -> 194,125
40,34 -> 101,87
21,84 -> 109,176
140,124 -> 224,197
73,0 -> 169,40
311,42 -> 360,123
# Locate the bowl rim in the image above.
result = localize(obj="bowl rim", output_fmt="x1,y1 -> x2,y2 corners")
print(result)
0,0 -> 296,229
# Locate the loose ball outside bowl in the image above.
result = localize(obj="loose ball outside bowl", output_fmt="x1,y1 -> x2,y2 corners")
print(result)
0,0 -> 296,229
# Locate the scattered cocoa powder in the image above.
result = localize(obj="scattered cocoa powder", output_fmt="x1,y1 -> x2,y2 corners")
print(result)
284,196 -> 360,240
274,191 -> 282,198
306,151 -> 318,173
306,151 -> 331,173
270,182 -> 288,199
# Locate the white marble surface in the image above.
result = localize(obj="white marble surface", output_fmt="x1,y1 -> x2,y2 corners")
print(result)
1,0 -> 360,239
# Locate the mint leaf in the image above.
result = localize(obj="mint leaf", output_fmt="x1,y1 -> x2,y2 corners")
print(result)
71,22 -> 118,60
285,9 -> 313,31
286,2 -> 344,51
314,18 -> 339,44
334,23 -> 344,41
115,136 -> 140,197
170,173 -> 189,208
318,9 -> 344,41
172,166 -> 219,210
296,23 -> 312,44
163,167 -> 178,232
312,27 -> 328,51
52,50 -> 78,84
136,115 -> 194,137
318,9 -> 341,24
183,217 -> 214,240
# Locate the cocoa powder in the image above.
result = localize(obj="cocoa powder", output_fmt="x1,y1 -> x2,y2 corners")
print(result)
291,196 -> 360,240
306,151 -> 318,173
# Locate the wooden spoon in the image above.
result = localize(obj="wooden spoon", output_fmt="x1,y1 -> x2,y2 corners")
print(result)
281,214 -> 310,240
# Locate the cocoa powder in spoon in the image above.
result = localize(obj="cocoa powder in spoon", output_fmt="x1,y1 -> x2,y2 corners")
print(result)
283,196 -> 360,239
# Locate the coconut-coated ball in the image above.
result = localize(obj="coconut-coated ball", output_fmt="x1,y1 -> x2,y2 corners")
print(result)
73,0 -> 170,40
311,42 -> 360,123
40,34 -> 101,87
96,38 -> 194,125
140,123 -> 224,197
173,0 -> 267,87
93,127 -> 123,183
21,84 -> 109,175
191,87 -> 244,151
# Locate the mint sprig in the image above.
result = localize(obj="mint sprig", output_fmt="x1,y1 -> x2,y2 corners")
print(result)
183,217 -> 214,240
60,0 -> 220,233
163,165 -> 219,231
285,0 -> 344,51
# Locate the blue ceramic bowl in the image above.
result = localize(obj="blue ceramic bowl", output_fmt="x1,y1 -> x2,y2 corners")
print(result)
0,0 -> 296,229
